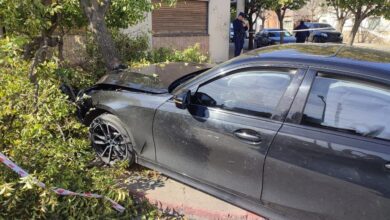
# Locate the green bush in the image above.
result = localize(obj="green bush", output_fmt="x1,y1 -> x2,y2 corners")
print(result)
85,29 -> 209,70
132,43 -> 209,67
149,43 -> 209,64
0,37 -> 159,219
85,30 -> 150,73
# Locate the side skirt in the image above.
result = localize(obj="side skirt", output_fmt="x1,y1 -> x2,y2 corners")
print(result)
136,156 -> 287,220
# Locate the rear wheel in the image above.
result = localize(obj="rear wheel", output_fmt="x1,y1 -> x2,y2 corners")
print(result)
89,113 -> 134,165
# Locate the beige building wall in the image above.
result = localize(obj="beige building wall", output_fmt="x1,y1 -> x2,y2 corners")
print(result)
121,12 -> 153,47
208,0 -> 230,63
236,0 -> 245,16
122,0 -> 231,63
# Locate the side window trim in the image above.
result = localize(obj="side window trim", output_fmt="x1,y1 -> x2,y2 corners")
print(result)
191,67 -> 306,122
274,68 -> 307,121
286,68 -> 317,124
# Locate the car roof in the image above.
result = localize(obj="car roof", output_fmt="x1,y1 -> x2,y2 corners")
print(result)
226,44 -> 390,81
305,22 -> 329,25
263,28 -> 288,32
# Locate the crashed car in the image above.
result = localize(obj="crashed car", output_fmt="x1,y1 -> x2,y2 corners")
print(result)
77,44 -> 390,220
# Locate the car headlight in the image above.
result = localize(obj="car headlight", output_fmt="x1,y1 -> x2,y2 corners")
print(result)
320,33 -> 328,38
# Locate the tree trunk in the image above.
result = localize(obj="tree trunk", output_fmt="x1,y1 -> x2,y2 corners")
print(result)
278,15 -> 284,44
279,20 -> 284,44
80,0 -> 122,70
248,20 -> 254,50
276,10 -> 284,44
89,13 -> 121,70
58,34 -> 64,63
261,18 -> 265,30
0,26 -> 5,38
348,16 -> 363,46
336,16 -> 346,33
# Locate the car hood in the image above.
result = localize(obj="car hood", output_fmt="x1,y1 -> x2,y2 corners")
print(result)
96,62 -> 214,94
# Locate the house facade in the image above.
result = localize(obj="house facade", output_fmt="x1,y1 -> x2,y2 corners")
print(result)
123,0 -> 231,63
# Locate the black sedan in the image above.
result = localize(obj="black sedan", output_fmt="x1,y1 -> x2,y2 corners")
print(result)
77,44 -> 390,220
305,22 -> 343,43
255,29 -> 296,48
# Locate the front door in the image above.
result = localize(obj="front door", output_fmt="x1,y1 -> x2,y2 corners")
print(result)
153,67 -> 303,200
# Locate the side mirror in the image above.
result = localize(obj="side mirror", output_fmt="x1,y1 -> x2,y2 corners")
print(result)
173,89 -> 191,109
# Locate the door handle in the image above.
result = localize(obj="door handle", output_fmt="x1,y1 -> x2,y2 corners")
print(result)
234,129 -> 262,145
385,163 -> 390,170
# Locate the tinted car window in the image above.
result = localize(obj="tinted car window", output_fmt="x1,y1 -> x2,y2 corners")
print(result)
269,31 -> 292,37
269,32 -> 277,37
302,74 -> 390,141
318,23 -> 335,30
193,70 -> 293,118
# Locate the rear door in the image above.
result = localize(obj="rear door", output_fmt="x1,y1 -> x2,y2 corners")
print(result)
153,66 -> 305,201
262,69 -> 390,220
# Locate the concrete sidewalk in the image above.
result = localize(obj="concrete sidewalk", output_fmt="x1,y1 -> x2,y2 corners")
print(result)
123,166 -> 265,219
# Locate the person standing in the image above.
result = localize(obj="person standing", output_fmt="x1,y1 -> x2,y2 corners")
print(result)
294,21 -> 310,43
233,12 -> 248,57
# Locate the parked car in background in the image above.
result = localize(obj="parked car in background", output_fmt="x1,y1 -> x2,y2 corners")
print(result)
305,22 -> 343,43
77,44 -> 390,220
230,23 -> 234,42
255,29 -> 296,48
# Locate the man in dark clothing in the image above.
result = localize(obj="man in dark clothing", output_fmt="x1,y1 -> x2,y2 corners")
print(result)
233,12 -> 248,57
294,21 -> 310,43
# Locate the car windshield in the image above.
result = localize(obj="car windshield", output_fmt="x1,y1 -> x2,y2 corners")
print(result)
268,31 -> 292,37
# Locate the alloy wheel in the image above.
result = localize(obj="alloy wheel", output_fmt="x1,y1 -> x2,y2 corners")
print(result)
89,119 -> 130,165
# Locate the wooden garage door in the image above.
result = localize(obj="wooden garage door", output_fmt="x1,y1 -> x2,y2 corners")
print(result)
152,0 -> 208,36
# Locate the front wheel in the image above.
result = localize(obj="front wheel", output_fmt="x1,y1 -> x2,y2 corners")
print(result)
89,113 -> 134,165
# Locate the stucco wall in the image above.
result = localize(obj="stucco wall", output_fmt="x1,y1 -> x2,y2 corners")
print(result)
208,0 -> 230,63
236,0 -> 245,16
121,13 -> 153,47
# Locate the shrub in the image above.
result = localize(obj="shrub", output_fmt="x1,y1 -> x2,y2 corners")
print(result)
85,30 -> 149,73
85,29 -> 209,73
0,37 -> 159,219
172,43 -> 208,63
132,43 -> 209,67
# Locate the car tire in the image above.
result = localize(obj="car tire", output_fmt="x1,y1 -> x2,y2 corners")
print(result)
89,113 -> 135,166
256,41 -> 262,48
313,36 -> 322,43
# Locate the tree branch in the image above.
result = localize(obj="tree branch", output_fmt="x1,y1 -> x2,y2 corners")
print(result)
28,37 -> 49,112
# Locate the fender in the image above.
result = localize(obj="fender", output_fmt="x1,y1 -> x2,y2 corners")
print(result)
78,88 -> 172,161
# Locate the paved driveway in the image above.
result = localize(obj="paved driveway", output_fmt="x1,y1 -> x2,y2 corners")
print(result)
123,165 -> 264,219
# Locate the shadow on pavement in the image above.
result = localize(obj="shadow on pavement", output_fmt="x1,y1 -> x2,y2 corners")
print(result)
118,165 -> 185,218
121,164 -> 166,192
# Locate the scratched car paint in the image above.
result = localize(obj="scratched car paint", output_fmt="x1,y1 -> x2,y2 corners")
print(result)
77,44 -> 390,220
